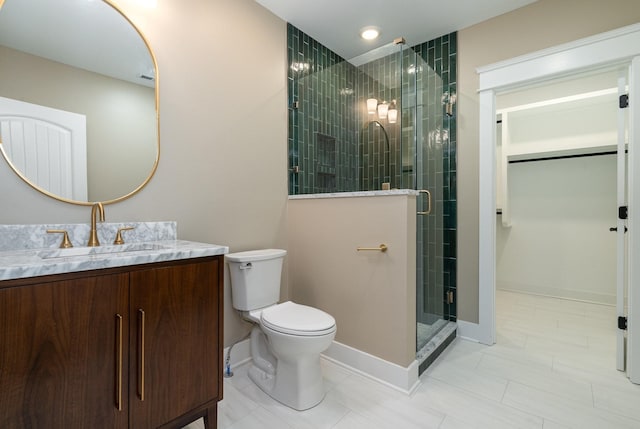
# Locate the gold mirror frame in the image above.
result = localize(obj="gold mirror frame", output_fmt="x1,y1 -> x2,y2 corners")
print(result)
0,0 -> 160,206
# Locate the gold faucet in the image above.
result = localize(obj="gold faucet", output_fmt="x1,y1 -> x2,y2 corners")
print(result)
87,202 -> 105,247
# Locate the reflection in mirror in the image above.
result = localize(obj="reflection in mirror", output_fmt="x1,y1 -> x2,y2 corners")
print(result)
0,0 -> 159,204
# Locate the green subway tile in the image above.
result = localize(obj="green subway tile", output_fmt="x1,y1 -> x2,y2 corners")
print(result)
449,33 -> 457,53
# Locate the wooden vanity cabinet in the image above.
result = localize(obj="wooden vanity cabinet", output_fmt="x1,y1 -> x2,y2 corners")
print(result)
129,258 -> 222,429
0,272 -> 130,429
0,256 -> 223,429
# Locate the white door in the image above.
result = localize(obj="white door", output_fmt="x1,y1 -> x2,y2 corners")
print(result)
616,70 -> 629,372
0,96 -> 87,201
628,56 -> 640,384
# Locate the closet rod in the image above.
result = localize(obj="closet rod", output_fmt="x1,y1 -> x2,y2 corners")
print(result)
508,150 -> 625,164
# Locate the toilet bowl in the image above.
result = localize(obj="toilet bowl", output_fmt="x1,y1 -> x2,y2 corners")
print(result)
226,249 -> 337,410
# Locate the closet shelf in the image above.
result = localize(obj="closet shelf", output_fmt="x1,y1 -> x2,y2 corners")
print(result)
496,86 -> 622,227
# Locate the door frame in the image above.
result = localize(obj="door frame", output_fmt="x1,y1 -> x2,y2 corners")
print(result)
476,24 -> 640,383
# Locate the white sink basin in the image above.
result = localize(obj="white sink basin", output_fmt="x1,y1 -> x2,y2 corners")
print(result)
38,242 -> 169,259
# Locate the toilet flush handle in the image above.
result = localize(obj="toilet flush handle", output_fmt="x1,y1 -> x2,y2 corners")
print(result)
239,262 -> 252,270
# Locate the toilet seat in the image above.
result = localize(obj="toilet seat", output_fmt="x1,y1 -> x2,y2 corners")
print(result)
261,301 -> 336,336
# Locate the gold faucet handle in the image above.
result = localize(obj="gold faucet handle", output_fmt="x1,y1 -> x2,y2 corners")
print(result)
47,229 -> 73,248
113,226 -> 135,245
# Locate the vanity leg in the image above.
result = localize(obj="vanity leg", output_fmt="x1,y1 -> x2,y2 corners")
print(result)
202,404 -> 217,429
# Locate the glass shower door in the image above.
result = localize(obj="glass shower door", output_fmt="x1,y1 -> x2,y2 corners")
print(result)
403,45 -> 448,353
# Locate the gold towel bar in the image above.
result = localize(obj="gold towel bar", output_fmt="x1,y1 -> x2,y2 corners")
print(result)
357,244 -> 388,252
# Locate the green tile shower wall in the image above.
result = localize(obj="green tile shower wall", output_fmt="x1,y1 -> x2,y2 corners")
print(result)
287,24 -> 358,194
287,26 -> 457,322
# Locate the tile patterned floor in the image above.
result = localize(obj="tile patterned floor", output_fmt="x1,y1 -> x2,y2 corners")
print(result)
184,290 -> 640,428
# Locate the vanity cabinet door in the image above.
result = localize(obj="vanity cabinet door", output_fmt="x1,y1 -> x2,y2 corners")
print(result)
0,273 -> 129,429
129,258 -> 222,429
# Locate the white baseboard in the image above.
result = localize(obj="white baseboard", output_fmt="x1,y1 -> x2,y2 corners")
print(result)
457,320 -> 483,343
225,338 -> 420,394
322,340 -> 420,394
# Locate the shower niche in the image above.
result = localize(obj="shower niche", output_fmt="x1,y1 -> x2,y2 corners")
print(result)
316,133 -> 337,192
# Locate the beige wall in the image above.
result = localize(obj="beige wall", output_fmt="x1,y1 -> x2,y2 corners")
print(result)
457,0 -> 640,323
0,45 -> 156,202
0,0 -> 288,348
288,194 -> 416,367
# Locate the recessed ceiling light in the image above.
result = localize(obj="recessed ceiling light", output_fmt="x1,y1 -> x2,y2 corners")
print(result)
360,27 -> 380,41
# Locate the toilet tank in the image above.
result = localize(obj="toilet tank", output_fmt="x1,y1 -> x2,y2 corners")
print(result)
226,249 -> 287,311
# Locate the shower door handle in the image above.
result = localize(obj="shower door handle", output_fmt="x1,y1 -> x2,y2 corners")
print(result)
418,190 -> 431,215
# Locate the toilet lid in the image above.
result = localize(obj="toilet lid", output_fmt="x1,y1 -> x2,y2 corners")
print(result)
261,301 -> 336,336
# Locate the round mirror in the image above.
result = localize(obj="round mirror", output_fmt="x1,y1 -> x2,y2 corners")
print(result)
0,0 -> 159,205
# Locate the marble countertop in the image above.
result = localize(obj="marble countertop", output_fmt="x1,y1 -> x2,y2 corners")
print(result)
0,240 -> 229,281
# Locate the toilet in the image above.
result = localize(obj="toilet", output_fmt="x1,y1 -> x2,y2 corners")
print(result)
226,249 -> 336,411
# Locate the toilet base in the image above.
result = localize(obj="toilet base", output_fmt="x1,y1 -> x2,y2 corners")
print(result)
248,359 -> 326,411
248,325 -> 331,411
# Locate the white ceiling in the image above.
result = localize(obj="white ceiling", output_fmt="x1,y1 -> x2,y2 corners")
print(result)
0,0 -> 155,87
1,0 -> 539,86
256,0 -> 539,60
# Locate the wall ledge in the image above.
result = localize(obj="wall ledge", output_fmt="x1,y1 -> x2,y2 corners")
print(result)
288,189 -> 419,200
